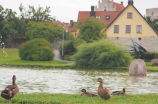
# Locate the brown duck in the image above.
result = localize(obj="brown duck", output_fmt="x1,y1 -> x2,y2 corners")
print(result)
112,88 -> 126,95
80,89 -> 98,97
1,75 -> 19,102
95,78 -> 112,100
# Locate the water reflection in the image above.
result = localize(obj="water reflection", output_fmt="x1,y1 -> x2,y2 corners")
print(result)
0,67 -> 158,94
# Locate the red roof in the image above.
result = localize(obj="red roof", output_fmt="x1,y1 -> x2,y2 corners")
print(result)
53,21 -> 62,26
78,11 -> 122,26
113,2 -> 124,11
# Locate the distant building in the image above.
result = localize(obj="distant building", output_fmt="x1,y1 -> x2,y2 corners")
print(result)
146,8 -> 158,20
95,0 -> 124,11
78,0 -> 124,26
53,19 -> 77,38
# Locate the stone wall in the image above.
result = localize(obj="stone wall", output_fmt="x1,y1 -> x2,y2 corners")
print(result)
108,36 -> 158,52
2,36 -> 62,50
2,36 -> 158,52
2,36 -> 29,48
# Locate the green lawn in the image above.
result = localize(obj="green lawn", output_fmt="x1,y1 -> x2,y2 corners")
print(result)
0,93 -> 158,104
0,48 -> 73,67
0,48 -> 157,71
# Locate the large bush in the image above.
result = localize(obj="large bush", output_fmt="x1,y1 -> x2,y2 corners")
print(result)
72,39 -> 133,68
19,38 -> 54,61
59,39 -> 86,56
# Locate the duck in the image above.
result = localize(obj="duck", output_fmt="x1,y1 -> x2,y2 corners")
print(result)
80,89 -> 98,97
1,75 -> 19,102
111,88 -> 126,95
95,78 -> 112,100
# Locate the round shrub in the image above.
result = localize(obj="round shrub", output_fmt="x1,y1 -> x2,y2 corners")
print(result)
19,38 -> 54,61
72,39 -> 133,68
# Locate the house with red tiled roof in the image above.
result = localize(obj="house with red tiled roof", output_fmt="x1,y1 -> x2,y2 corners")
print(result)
53,19 -> 77,38
74,0 -> 124,38
78,10 -> 121,26
77,1 -> 124,27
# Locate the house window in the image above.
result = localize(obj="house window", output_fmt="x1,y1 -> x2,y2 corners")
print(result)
126,25 -> 131,33
127,13 -> 132,18
106,15 -> 110,20
152,12 -> 153,16
96,16 -> 100,19
114,25 -> 119,33
137,25 -> 142,33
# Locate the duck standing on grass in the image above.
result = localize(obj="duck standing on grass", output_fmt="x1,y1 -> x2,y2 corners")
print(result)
95,78 -> 112,100
80,89 -> 98,97
112,88 -> 126,95
1,75 -> 19,102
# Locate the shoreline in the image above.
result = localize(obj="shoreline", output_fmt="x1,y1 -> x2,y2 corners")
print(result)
1,64 -> 158,72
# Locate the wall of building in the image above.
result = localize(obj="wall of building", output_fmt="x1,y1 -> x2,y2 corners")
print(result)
106,5 -> 158,38
109,36 -> 158,52
95,0 -> 116,11
2,36 -> 158,52
146,8 -> 158,20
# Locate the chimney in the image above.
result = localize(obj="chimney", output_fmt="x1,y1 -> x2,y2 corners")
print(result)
69,20 -> 73,28
121,1 -> 123,5
90,6 -> 95,17
128,0 -> 133,5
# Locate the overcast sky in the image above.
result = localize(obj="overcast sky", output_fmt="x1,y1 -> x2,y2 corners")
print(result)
0,0 -> 158,23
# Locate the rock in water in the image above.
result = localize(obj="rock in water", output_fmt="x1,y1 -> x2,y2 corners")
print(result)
129,59 -> 147,76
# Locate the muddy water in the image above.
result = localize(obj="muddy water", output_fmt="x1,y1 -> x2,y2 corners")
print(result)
0,67 -> 158,94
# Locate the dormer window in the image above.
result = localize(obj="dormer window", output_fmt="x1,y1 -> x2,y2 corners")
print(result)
96,16 -> 100,19
106,15 -> 110,20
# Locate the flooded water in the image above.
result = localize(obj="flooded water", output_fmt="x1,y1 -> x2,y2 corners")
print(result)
0,67 -> 158,95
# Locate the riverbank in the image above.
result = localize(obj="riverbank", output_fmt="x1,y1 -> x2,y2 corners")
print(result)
0,48 -> 157,71
0,93 -> 158,104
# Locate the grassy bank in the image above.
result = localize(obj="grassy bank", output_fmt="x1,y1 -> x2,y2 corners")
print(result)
0,48 -> 73,67
0,93 -> 158,104
0,48 -> 157,71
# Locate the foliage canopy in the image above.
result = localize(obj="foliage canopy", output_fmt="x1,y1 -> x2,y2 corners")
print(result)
25,22 -> 63,42
76,17 -> 107,43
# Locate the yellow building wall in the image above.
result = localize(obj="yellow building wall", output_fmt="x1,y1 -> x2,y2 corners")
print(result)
70,32 -> 77,38
106,5 -> 158,38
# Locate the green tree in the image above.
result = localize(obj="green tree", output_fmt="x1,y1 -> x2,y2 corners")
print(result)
145,16 -> 158,32
19,3 -> 54,22
76,17 -> 107,43
3,8 -> 17,21
1,17 -> 26,38
0,5 -> 5,37
25,21 -> 63,42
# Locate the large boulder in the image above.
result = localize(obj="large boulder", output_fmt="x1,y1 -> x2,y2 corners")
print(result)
129,59 -> 147,76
